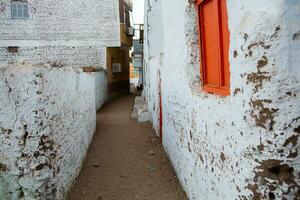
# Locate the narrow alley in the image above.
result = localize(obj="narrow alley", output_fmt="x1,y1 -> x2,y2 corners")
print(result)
68,95 -> 188,200
1,0 -> 300,199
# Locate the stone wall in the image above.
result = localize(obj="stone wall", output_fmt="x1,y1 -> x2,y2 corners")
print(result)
0,46 -> 106,69
0,62 -> 101,199
0,0 -> 120,47
144,0 -> 300,199
0,0 -> 120,68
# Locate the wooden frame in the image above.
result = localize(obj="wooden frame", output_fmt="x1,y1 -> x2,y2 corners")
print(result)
11,1 -> 29,19
196,0 -> 230,96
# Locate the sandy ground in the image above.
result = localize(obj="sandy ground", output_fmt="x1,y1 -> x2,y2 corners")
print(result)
68,95 -> 188,200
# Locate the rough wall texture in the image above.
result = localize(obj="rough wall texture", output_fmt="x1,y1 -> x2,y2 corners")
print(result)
144,0 -> 300,199
143,0 -> 164,134
0,0 -> 119,68
93,70 -> 107,110
0,0 -> 120,47
106,47 -> 130,100
0,46 -> 106,69
0,62 -> 98,200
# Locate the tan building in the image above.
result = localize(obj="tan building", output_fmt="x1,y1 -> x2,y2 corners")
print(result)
106,0 -> 134,99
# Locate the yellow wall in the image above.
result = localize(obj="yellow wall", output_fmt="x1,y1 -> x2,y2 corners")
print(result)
120,23 -> 133,47
106,47 -> 130,98
106,47 -> 130,83
106,22 -> 133,99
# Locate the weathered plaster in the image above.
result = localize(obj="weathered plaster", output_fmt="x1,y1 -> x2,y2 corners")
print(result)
144,0 -> 300,199
92,70 -> 107,110
0,61 -> 102,199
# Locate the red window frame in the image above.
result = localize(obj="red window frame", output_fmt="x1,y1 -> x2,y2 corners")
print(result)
196,0 -> 230,96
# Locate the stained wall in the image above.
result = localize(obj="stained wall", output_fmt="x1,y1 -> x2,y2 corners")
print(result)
0,62 -> 102,199
144,0 -> 300,199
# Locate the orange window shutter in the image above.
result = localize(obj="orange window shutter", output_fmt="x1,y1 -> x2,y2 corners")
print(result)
219,0 -> 230,89
197,0 -> 230,96
199,0 -> 220,88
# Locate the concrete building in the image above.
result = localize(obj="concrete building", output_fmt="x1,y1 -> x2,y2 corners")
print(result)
133,25 -> 144,84
0,0 -> 133,199
106,0 -> 134,99
143,0 -> 300,199
0,0 -> 120,68
130,25 -> 144,90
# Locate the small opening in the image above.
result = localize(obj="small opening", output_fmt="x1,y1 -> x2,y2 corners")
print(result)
268,192 -> 275,200
7,46 -> 19,53
268,165 -> 294,176
268,166 -> 280,175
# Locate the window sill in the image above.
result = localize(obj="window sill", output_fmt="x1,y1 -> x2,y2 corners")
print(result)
202,85 -> 230,97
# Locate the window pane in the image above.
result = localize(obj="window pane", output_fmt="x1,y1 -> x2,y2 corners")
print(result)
23,5 -> 29,18
12,5 -> 17,18
17,5 -> 23,18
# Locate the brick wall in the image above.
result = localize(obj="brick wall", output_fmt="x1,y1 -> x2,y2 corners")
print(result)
0,0 -> 120,47
0,46 -> 106,69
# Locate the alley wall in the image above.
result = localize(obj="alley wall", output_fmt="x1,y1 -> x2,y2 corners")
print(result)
144,0 -> 300,199
0,62 -> 103,199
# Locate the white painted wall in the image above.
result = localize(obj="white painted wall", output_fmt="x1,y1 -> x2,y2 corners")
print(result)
0,0 -> 120,68
0,46 -> 106,69
0,0 -> 120,47
0,62 -> 105,200
143,0 -> 164,134
144,0 -> 300,199
92,70 -> 107,110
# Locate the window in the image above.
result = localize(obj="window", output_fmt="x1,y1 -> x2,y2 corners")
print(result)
7,46 -> 19,53
196,0 -> 230,96
11,1 -> 29,19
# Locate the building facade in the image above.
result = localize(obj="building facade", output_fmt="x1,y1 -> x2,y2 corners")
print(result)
132,26 -> 144,85
0,0 -> 120,68
0,0 -> 133,100
106,0 -> 134,99
144,0 -> 300,199
130,24 -> 144,90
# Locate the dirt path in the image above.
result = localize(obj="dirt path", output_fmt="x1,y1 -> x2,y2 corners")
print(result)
68,95 -> 188,200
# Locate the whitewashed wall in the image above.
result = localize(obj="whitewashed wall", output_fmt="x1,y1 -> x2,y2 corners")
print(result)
92,70 -> 107,110
0,62 -> 103,200
0,46 -> 106,69
0,0 -> 120,67
144,0 -> 300,199
0,0 -> 120,47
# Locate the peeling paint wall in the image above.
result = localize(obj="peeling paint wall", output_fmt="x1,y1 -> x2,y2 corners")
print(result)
0,62 -> 101,199
144,0 -> 300,199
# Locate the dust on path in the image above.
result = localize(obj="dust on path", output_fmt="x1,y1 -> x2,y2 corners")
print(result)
68,95 -> 188,200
